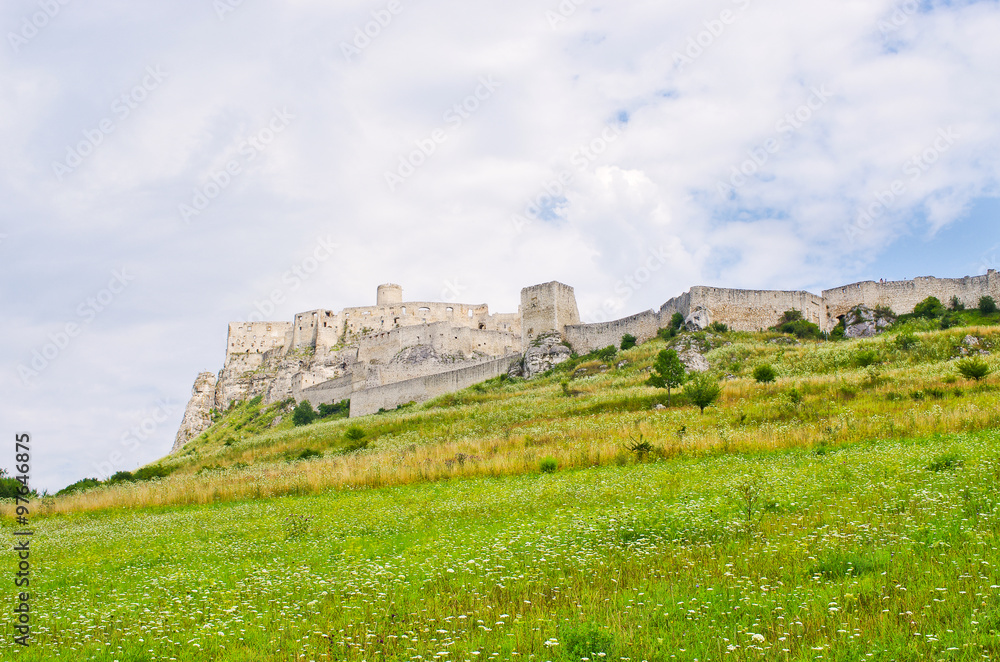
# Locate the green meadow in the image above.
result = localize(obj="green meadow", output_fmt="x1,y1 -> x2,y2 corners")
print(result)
4,324 -> 1000,660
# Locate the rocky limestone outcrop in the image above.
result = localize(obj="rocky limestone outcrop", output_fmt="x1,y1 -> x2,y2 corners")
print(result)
521,332 -> 572,378
672,336 -> 711,373
843,305 -> 896,338
171,372 -> 218,453
685,306 -> 711,331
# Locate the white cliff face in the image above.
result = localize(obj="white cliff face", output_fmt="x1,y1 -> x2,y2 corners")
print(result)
171,372 -> 218,453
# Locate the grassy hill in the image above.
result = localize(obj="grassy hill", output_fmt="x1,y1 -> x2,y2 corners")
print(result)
3,325 -> 1000,660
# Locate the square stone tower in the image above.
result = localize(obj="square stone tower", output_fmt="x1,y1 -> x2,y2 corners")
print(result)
520,281 -> 580,351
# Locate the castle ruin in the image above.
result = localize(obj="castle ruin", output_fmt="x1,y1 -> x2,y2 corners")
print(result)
172,271 -> 1000,452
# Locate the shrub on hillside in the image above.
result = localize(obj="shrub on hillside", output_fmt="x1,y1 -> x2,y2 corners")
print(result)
0,469 -> 27,499
539,457 -> 558,474
318,400 -> 349,419
980,296 -> 998,315
752,364 -> 777,384
292,401 -> 318,426
894,332 -> 918,350
685,372 -> 722,414
949,296 -> 966,312
595,345 -> 617,361
956,357 -> 991,382
914,296 -> 946,319
560,622 -> 616,659
620,334 -> 637,351
772,310 -> 823,339
853,348 -> 880,368
54,477 -> 101,497
708,321 -> 729,333
344,426 -> 366,441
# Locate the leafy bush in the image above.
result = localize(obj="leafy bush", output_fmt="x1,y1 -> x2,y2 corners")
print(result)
595,345 -> 617,361
317,400 -> 349,419
560,622 -> 616,659
927,452 -> 963,472
54,477 -> 100,496
707,321 -> 729,333
949,296 -> 966,312
895,332 -> 918,350
914,296 -> 946,319
620,334 -> 637,351
772,310 -> 823,339
133,465 -> 172,482
957,357 -> 991,381
539,457 -> 558,474
297,449 -> 322,461
853,348 -> 880,368
0,469 -> 27,499
345,425 -> 366,441
108,470 -> 135,484
981,296 -> 998,315
752,364 -> 777,384
291,401 -> 318,426
657,313 -> 686,340
685,372 -> 722,414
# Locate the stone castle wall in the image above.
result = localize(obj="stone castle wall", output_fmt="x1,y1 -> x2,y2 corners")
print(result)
823,273 -> 1000,329
226,322 -> 293,363
690,287 -> 825,332
564,310 -> 664,354
348,354 -> 522,418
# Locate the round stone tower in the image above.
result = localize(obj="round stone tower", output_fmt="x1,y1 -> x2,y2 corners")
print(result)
377,283 -> 403,306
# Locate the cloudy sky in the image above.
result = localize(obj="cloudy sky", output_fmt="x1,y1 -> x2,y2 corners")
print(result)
2,0 -> 999,491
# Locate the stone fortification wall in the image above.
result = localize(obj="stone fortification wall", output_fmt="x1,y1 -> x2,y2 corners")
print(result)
226,322 -> 293,362
690,287 -> 825,332
658,291 -> 693,321
823,271 -> 1000,329
520,281 -> 580,351
564,310 -> 663,354
349,354 -> 522,417
356,322 -> 519,365
298,374 -> 354,407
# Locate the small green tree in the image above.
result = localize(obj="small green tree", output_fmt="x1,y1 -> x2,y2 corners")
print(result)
686,371 -> 722,414
752,364 -> 777,384
949,296 -> 966,312
913,296 -> 945,319
291,401 -> 318,426
957,357 -> 991,382
648,349 -> 686,405
980,296 -> 998,315
620,334 -> 637,351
